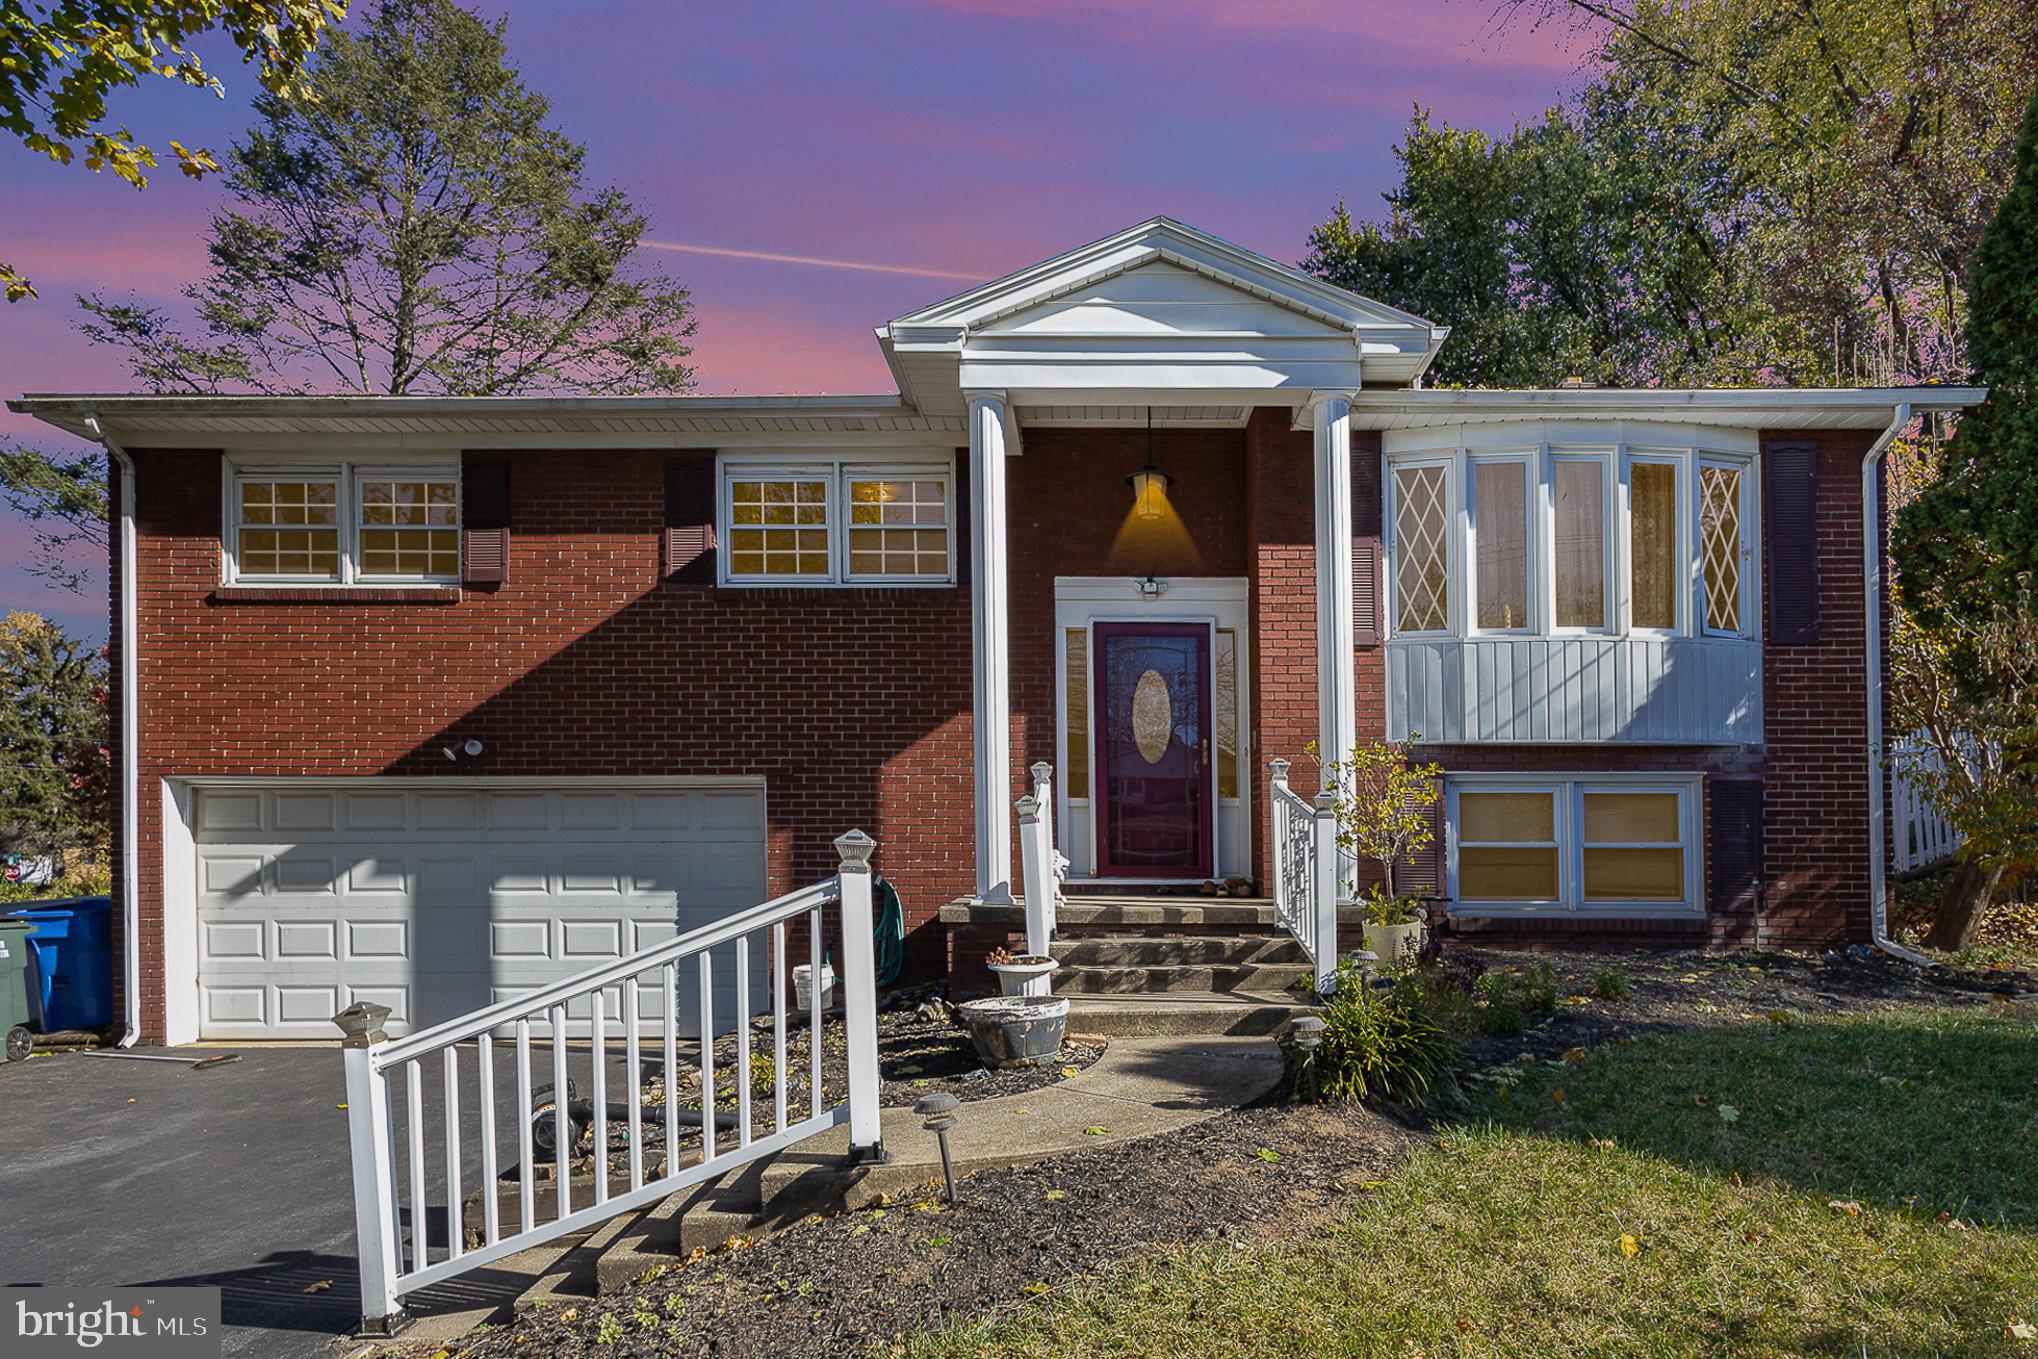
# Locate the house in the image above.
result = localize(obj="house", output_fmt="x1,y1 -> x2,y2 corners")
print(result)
11,218 -> 1982,1045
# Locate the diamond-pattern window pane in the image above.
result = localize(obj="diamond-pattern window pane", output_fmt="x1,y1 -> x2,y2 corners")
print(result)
1394,464 -> 1450,633
728,480 -> 831,577
1700,465 -> 1743,632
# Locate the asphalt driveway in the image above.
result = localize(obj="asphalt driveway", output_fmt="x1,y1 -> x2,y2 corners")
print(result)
0,1042 -> 557,1359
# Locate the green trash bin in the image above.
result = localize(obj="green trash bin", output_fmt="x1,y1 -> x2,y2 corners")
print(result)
0,917 -> 37,1062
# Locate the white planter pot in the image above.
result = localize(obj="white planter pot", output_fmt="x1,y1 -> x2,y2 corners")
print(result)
1362,921 -> 1425,968
987,957 -> 1059,998
793,962 -> 834,1014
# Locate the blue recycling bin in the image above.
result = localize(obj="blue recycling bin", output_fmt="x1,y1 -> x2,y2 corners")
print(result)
10,896 -> 114,1032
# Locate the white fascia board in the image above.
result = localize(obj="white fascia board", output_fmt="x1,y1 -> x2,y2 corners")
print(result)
1351,386 -> 1987,430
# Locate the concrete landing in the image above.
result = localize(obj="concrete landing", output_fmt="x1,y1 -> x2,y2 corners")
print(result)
750,1034 -> 1282,1220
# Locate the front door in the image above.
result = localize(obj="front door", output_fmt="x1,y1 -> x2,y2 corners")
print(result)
1093,622 -> 1213,879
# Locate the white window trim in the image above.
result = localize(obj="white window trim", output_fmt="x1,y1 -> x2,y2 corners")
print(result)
1697,452 -> 1759,640
1445,771 -> 1704,917
1385,456 -> 1456,637
222,457 -> 462,587
717,453 -> 956,588
1466,451 -> 1538,636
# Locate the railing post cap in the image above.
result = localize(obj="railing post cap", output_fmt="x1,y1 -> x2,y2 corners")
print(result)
1269,757 -> 1291,778
333,1000 -> 392,1048
1016,793 -> 1039,818
1312,790 -> 1338,812
833,828 -> 877,872
1029,760 -> 1053,781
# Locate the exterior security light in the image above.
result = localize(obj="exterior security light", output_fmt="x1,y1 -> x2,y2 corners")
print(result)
1125,407 -> 1174,523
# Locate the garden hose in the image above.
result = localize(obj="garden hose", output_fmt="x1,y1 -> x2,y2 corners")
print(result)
873,875 -> 905,987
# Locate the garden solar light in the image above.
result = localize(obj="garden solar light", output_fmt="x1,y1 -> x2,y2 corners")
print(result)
915,1091 -> 962,1204
1288,1015 -> 1326,1103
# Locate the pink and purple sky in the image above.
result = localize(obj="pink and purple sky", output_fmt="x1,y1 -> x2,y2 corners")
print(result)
0,1 -> 1593,639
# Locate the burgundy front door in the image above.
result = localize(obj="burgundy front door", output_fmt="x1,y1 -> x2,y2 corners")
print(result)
1093,622 -> 1214,879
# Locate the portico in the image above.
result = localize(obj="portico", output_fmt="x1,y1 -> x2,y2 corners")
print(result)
877,217 -> 1446,900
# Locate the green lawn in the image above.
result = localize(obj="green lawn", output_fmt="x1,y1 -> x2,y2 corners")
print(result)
912,1006 -> 2038,1358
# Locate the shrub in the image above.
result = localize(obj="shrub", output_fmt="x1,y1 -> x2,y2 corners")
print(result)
1293,960 -> 1474,1107
1593,965 -> 1631,1001
1518,962 -> 1559,1016
1473,963 -> 1560,1034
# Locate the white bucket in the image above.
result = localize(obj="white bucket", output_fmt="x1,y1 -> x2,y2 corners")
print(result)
794,962 -> 835,1014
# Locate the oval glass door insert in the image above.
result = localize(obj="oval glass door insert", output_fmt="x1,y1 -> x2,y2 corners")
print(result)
1131,669 -> 1173,764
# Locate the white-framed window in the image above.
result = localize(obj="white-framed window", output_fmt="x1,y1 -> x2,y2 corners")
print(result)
225,461 -> 460,585
1446,773 -> 1703,915
1625,453 -> 1683,633
1468,455 -> 1534,633
1390,460 -> 1453,634
719,456 -> 955,587
1698,457 -> 1753,637
1551,451 -> 1612,632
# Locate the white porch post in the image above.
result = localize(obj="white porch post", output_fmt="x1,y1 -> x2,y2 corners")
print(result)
968,389 -> 1015,902
1310,390 -> 1359,905
1310,389 -> 1359,785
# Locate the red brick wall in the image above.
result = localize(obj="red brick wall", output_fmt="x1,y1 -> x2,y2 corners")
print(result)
1757,427 -> 1881,948
1245,409 -> 1321,884
121,447 -> 975,1040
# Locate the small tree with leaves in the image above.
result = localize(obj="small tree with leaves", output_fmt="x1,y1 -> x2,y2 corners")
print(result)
0,613 -> 110,860
1315,736 -> 1444,904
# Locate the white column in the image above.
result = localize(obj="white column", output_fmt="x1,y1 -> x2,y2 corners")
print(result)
968,390 -> 1014,902
1311,391 -> 1359,905
1311,390 -> 1358,778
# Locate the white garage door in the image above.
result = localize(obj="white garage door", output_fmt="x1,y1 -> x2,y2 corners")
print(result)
193,782 -> 768,1040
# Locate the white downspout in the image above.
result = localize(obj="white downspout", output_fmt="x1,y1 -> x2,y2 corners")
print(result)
85,413 -> 144,1044
1861,401 -> 1932,966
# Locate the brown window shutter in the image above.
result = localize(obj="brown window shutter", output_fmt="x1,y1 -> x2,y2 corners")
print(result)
1353,536 -> 1384,648
952,448 -> 970,590
1764,440 -> 1820,644
1351,433 -> 1382,537
1710,778 -> 1764,913
461,456 -> 510,585
1392,784 -> 1445,896
663,455 -> 716,582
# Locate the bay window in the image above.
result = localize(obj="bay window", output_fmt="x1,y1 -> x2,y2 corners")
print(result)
1448,775 -> 1701,914
1382,433 -> 1755,642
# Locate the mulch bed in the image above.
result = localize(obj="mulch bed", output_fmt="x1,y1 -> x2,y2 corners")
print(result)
435,947 -> 2028,1359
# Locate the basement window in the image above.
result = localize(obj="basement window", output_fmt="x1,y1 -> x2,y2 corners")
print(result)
1447,775 -> 1701,915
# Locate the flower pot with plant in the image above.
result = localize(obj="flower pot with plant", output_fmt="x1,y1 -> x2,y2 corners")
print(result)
985,944 -> 1059,997
1313,734 -> 1445,969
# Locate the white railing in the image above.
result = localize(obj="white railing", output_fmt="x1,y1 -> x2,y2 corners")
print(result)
1891,735 -> 1963,872
1268,759 -> 1338,993
334,830 -> 888,1335
1016,761 -> 1063,956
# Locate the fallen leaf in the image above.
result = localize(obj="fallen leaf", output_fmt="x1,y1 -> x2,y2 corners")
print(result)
1829,1199 -> 1863,1216
1021,1282 -> 1052,1296
1718,1105 -> 1740,1123
1455,1319 -> 1475,1334
1060,1066 -> 1079,1079
1551,1089 -> 1565,1104
1562,1048 -> 1586,1063
2006,1319 -> 2036,1342
1255,1147 -> 1282,1163
336,1103 -> 348,1110
1560,994 -> 1592,1007
1357,1179 -> 1387,1191
1591,1138 -> 1617,1150
1618,1234 -> 1641,1258
1044,1189 -> 1065,1201
302,1280 -> 332,1294
1083,1125 -> 1110,1136
1013,1107 -> 1031,1116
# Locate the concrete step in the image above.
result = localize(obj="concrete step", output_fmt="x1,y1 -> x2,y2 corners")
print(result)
1064,991 -> 1315,1037
591,1178 -> 766,1294
1056,962 -> 1313,995
1051,934 -> 1309,967
945,895 -> 1366,933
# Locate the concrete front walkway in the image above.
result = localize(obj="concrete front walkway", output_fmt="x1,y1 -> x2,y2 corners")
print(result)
755,1034 -> 1286,1216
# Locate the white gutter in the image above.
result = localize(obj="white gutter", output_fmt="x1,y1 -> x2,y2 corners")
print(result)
1861,401 -> 1933,967
85,413 -> 143,1044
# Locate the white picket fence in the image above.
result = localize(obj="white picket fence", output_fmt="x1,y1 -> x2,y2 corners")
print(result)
1268,759 -> 1338,992
335,830 -> 888,1335
1891,735 -> 1963,872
